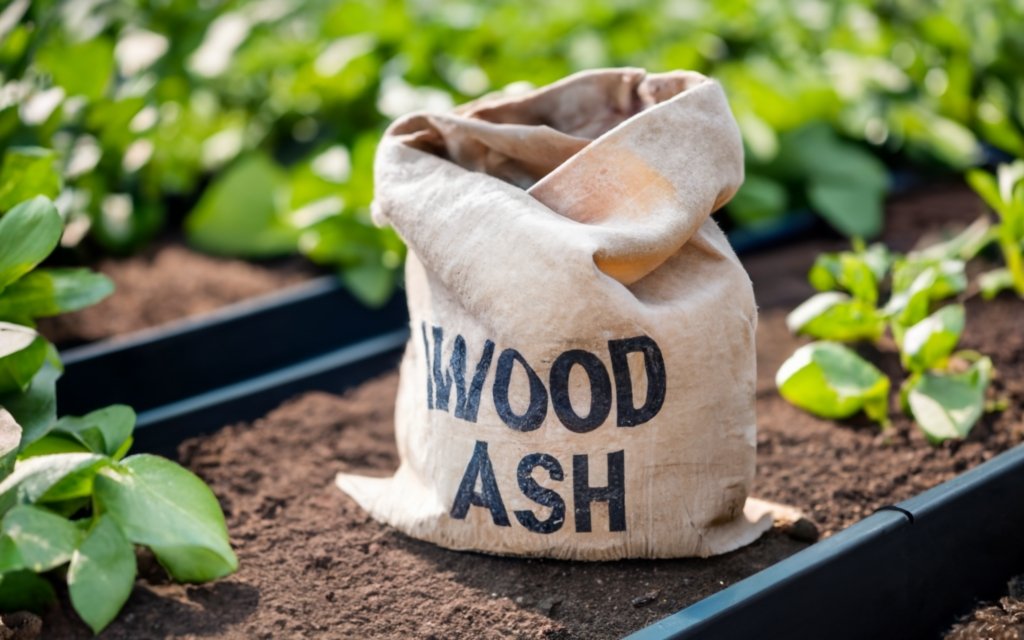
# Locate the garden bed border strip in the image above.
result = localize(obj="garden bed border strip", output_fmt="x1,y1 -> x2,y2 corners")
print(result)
131,329 -> 408,453
57,275 -> 408,417
629,442 -> 1024,640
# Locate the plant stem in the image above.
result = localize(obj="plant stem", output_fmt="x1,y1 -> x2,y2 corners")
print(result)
999,232 -> 1024,297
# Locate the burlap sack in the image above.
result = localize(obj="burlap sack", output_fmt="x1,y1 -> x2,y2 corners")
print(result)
337,68 -> 782,560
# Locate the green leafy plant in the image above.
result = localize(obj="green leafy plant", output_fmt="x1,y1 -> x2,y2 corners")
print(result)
786,240 -> 890,341
0,406 -> 237,632
5,0 -> 1024,304
966,161 -> 1024,298
775,216 -> 1001,442
776,341 -> 890,425
0,193 -> 237,632
0,196 -> 112,423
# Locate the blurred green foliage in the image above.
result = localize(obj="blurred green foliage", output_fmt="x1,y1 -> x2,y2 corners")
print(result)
2,0 -> 1024,304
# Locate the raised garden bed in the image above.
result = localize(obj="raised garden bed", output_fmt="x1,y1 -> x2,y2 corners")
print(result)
54,274 -> 408,450
38,239 -> 316,347
35,182 -> 1024,638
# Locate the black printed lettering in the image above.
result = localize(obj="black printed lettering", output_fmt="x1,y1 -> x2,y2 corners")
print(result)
573,450 -> 626,532
549,349 -> 612,433
514,453 -> 566,534
450,441 -> 510,526
427,324 -> 495,422
492,348 -> 548,432
608,336 -> 666,427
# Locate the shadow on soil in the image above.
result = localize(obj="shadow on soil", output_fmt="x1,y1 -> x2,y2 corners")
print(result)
389,528 -> 804,639
49,579 -> 260,639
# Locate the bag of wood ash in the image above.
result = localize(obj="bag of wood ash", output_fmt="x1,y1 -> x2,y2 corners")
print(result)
337,68 -> 785,560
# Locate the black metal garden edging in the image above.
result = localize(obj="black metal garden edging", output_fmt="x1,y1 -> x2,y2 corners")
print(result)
57,275 -> 409,450
628,442 -> 1024,640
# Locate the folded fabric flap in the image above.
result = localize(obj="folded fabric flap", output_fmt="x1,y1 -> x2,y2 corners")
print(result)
376,68 -> 744,288
695,497 -> 788,558
528,72 -> 744,284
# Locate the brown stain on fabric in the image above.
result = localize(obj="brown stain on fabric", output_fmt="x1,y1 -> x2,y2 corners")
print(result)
529,144 -> 679,284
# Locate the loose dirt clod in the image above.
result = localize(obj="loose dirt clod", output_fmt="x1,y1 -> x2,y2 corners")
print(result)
631,591 -> 660,608
779,517 -> 820,544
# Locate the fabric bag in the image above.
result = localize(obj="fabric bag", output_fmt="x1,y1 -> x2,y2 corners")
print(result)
337,68 -> 783,560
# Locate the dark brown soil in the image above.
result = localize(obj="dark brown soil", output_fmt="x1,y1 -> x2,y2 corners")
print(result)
41,182 -> 1024,638
37,241 -> 314,346
946,575 -> 1024,640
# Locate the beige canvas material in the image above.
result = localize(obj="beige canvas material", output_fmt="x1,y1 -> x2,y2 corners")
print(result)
337,68 -> 778,560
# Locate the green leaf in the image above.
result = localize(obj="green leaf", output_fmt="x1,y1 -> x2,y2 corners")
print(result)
839,254 -> 879,304
808,243 -> 890,295
915,217 -> 994,261
997,160 -> 1024,206
776,341 -> 890,425
0,269 -> 114,321
775,125 -> 889,191
807,253 -> 842,292
68,516 -> 137,634
727,174 -> 789,227
0,322 -> 36,360
917,113 -> 980,168
886,261 -> 966,334
905,357 -> 993,443
18,434 -> 90,459
859,243 -> 893,282
341,263 -> 396,308
50,405 -> 135,458
807,182 -> 884,239
35,36 -> 115,101
94,454 -> 237,582
0,196 -> 63,290
0,535 -> 21,573
0,148 -> 61,212
773,125 -> 888,238
892,259 -> 967,297
0,409 -> 20,480
979,268 -> 1014,300
185,154 -> 298,257
1,505 -> 82,572
0,336 -> 47,395
0,570 -> 56,613
0,453 -> 106,515
785,292 -> 885,342
967,169 -> 1005,216
901,304 -> 965,373
0,363 -> 60,448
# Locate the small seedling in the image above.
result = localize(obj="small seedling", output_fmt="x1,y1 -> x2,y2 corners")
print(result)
967,160 -> 1024,298
786,241 -> 890,341
776,341 -> 890,426
776,211 -> 1001,442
